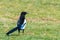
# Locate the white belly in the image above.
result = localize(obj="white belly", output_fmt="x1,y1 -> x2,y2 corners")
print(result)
21,19 -> 26,29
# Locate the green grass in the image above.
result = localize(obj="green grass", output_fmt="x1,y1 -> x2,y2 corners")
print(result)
0,0 -> 60,40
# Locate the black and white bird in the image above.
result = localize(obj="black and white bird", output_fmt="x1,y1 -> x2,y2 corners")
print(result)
6,12 -> 27,36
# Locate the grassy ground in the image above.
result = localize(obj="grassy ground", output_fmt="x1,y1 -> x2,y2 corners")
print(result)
0,0 -> 60,40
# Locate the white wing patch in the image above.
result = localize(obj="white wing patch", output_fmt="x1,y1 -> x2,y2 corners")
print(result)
21,19 -> 26,29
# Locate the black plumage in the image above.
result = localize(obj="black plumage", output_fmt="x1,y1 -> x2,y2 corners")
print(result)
6,12 -> 27,36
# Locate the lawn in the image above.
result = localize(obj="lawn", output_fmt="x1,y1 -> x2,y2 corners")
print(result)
0,0 -> 60,40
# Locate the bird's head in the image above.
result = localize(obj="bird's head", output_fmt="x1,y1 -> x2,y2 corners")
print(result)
21,12 -> 28,16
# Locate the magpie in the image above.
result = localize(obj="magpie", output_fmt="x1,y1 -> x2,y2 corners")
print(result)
6,12 -> 27,36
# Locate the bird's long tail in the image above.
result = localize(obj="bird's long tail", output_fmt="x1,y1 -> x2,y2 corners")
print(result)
6,27 -> 18,35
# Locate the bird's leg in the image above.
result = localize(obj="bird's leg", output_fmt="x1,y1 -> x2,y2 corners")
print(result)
22,29 -> 24,33
18,29 -> 20,35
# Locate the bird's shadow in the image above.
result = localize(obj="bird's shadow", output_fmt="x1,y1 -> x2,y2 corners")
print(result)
9,34 -> 20,36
